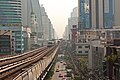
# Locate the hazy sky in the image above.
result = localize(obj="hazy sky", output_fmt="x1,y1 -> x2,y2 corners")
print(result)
39,0 -> 78,38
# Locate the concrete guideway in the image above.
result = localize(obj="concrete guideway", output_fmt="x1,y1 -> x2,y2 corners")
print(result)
0,45 -> 59,80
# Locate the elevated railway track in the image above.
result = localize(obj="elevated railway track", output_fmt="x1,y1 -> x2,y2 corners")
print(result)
0,45 -> 59,80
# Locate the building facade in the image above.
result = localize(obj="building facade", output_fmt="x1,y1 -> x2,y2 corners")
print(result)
0,0 -> 24,53
76,43 -> 90,55
103,0 -> 114,29
90,0 -> 114,29
78,0 -> 115,30
114,0 -> 120,26
63,25 -> 69,40
0,30 -> 13,55
41,6 -> 55,40
78,0 -> 91,30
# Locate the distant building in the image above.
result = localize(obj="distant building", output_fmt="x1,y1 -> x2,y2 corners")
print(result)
49,24 -> 55,40
40,6 -> 49,41
71,25 -> 77,42
40,6 -> 56,45
30,0 -> 43,36
71,7 -> 78,18
30,12 -> 37,46
63,25 -> 69,40
68,17 -> 78,40
41,6 -> 55,40
66,7 -> 78,41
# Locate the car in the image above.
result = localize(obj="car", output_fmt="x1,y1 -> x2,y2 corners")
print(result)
62,78 -> 66,80
64,74 -> 67,77
60,61 -> 63,63
59,74 -> 63,77
63,63 -> 66,65
56,69 -> 59,72
58,65 -> 59,68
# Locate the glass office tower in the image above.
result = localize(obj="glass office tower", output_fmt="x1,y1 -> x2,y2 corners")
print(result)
0,0 -> 22,25
0,0 -> 24,53
103,0 -> 114,29
78,0 -> 91,30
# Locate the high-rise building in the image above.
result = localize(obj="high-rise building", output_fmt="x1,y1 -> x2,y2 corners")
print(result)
71,7 -> 78,17
41,6 -> 49,40
90,0 -> 114,29
90,0 -> 104,29
114,0 -> 120,26
68,17 -> 78,40
67,7 -> 78,41
89,0 -> 96,29
31,0 -> 43,40
103,0 -> 114,29
41,6 -> 55,41
0,0 -> 22,26
78,0 -> 114,29
63,25 -> 69,40
98,0 -> 104,29
0,0 -> 24,53
51,28 -> 55,40
78,0 -> 91,30
22,0 -> 43,46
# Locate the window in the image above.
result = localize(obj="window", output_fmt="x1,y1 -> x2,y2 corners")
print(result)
78,51 -> 82,53
85,51 -> 88,53
78,46 -> 82,48
16,46 -> 21,48
85,45 -> 89,48
96,47 -> 98,51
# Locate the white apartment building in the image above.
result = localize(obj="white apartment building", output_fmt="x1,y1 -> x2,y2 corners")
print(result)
76,43 -> 90,55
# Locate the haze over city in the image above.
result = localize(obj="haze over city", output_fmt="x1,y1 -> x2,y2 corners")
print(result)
39,0 -> 77,38
0,0 -> 120,80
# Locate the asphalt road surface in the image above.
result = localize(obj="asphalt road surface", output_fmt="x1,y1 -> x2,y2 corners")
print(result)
51,61 -> 68,80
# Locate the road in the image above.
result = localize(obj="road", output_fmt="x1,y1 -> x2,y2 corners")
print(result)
51,61 -> 68,80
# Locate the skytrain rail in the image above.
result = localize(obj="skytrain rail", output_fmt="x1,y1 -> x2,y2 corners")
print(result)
0,47 -> 46,67
0,45 -> 57,80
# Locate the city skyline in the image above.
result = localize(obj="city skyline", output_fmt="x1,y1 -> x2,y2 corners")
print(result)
39,0 -> 78,38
